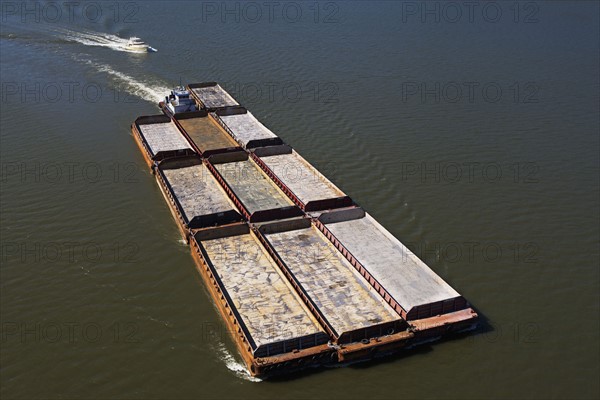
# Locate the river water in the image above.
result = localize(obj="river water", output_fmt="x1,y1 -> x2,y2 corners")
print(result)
1,1 -> 598,399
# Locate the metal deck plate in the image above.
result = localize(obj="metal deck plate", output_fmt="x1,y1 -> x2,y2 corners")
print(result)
178,117 -> 238,153
139,122 -> 191,156
202,232 -> 328,356
265,226 -> 400,337
218,111 -> 278,147
326,214 -> 461,313
190,84 -> 239,109
162,164 -> 237,223
215,160 -> 295,214
260,151 -> 345,204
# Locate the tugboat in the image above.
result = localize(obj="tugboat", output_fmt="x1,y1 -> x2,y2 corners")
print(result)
160,86 -> 199,116
123,37 -> 154,53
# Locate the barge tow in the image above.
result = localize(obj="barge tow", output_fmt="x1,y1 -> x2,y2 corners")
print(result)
130,82 -> 478,378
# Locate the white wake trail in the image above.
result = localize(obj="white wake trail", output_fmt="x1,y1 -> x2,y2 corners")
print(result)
54,27 -> 156,53
74,56 -> 170,104
215,343 -> 262,382
94,63 -> 169,103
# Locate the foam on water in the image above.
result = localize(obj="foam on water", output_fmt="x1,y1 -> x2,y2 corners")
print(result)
73,56 -> 170,104
214,343 -> 262,382
94,62 -> 169,103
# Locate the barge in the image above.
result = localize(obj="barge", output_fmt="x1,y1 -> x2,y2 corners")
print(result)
188,82 -> 239,111
156,156 -> 243,231
172,110 -> 243,158
209,153 -> 303,223
130,82 -> 478,378
213,106 -> 283,149
251,146 -> 353,211
132,115 -> 195,167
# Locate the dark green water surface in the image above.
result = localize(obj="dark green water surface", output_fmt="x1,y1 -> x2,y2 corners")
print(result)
1,1 -> 598,398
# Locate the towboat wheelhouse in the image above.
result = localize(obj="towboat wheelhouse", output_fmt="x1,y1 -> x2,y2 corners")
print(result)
164,87 -> 198,115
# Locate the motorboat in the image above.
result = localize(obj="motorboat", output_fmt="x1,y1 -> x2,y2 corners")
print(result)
123,37 -> 153,52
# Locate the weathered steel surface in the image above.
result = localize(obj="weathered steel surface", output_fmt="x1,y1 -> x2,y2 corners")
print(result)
323,213 -> 465,320
176,115 -> 239,154
263,225 -> 402,342
214,159 -> 295,215
257,150 -> 351,210
215,108 -> 283,148
189,231 -> 335,377
336,330 -> 414,363
410,308 -> 478,333
138,121 -> 192,157
188,82 -> 239,110
161,163 -> 241,229
131,124 -> 156,168
200,231 -> 329,357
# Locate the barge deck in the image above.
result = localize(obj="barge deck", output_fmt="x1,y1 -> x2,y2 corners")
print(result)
132,115 -> 195,165
317,209 -> 466,320
259,220 -> 405,343
195,224 -> 330,354
173,111 -> 242,157
157,157 -> 243,230
211,155 -> 303,222
188,82 -> 239,111
252,147 -> 353,211
214,107 -> 283,149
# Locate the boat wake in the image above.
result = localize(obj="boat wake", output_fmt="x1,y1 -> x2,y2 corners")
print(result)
215,343 -> 262,382
95,63 -> 169,102
54,27 -> 156,53
74,56 -> 170,104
